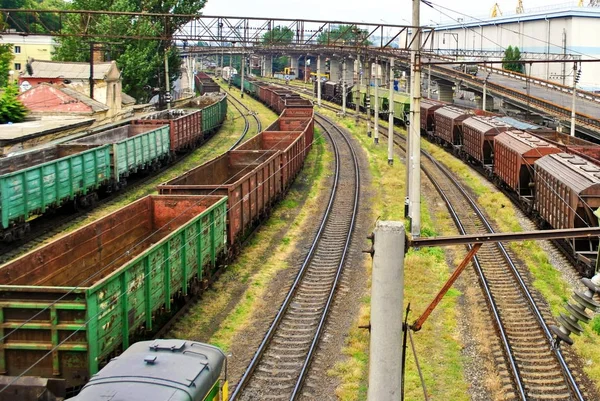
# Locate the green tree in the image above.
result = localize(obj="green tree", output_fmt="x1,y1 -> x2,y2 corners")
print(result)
502,45 -> 524,73
317,24 -> 370,46
0,84 -> 27,124
262,26 -> 294,45
53,0 -> 207,102
0,44 -> 13,87
261,26 -> 293,74
2,0 -> 67,33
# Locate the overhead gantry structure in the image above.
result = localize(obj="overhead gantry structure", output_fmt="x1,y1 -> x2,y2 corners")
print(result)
0,9 -> 434,51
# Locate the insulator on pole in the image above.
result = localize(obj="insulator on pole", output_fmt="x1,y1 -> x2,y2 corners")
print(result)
551,274 -> 600,346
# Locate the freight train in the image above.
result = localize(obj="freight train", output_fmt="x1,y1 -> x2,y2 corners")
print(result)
314,80 -> 411,124
0,82 -> 314,396
70,339 -> 228,401
316,77 -> 600,274
420,98 -> 600,276
0,94 -> 228,242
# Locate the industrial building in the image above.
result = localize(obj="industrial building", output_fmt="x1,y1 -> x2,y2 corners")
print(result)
431,4 -> 600,90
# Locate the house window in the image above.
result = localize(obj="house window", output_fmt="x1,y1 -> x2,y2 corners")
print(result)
14,63 -> 21,71
14,46 -> 21,54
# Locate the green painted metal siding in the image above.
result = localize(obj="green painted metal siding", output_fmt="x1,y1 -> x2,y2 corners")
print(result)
243,79 -> 254,95
0,146 -> 111,229
201,96 -> 227,133
113,125 -> 170,179
85,197 -> 227,374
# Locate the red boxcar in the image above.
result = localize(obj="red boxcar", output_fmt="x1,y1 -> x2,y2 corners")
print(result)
158,150 -> 282,245
462,116 -> 510,165
420,99 -> 445,133
433,106 -> 471,146
493,131 -> 560,197
534,153 -> 600,263
133,109 -> 202,152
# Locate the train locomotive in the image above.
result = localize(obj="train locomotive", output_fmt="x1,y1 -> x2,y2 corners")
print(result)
69,339 -> 228,401
0,78 -> 314,394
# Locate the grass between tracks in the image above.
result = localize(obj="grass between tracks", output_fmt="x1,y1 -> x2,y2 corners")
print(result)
315,107 -> 469,401
424,138 -> 600,389
283,81 -> 600,393
169,130 -> 331,350
40,94 -> 278,245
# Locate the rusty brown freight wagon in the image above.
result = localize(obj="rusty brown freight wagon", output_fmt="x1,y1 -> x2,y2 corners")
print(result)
433,106 -> 471,146
237,131 -> 306,190
420,99 -> 445,133
133,109 -> 203,152
493,131 -> 560,198
158,150 -> 282,245
461,116 -> 510,165
0,195 -> 227,388
534,153 -> 600,267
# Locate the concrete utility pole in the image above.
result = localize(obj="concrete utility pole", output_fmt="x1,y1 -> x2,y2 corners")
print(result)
367,221 -> 405,401
570,62 -> 579,137
388,57 -> 394,165
427,59 -> 431,98
228,45 -> 233,87
483,80 -> 488,111
366,60 -> 372,138
374,57 -> 380,144
408,0 -> 421,236
317,55 -> 322,107
342,58 -> 347,116
356,54 -> 361,123
240,50 -> 245,98
164,50 -> 171,110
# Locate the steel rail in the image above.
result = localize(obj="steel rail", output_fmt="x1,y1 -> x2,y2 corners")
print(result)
286,81 -> 584,399
367,123 -> 528,400
290,113 -> 360,400
426,154 -> 584,401
224,97 -> 250,150
228,113 -> 343,400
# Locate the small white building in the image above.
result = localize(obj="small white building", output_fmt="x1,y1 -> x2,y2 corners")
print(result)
429,4 -> 600,90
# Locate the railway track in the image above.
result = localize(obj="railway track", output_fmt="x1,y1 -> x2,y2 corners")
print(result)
262,80 -> 591,398
229,113 -> 360,400
0,110 -> 242,264
372,123 -> 586,400
221,84 -> 263,149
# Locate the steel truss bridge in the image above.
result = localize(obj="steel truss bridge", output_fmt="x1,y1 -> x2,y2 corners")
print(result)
2,8 -> 600,138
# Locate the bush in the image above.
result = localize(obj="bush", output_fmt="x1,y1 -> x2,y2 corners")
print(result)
0,85 -> 27,124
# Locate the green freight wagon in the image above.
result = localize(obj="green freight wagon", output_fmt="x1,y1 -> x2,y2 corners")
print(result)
244,79 -> 258,97
201,94 -> 228,134
0,195 -> 227,388
0,145 -> 111,238
351,86 -> 410,123
67,124 -> 170,183
231,74 -> 241,89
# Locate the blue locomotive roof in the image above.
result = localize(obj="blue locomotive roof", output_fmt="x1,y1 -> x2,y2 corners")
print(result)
71,340 -> 225,401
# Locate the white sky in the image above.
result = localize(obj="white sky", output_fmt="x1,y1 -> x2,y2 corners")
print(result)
200,0 -> 577,25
